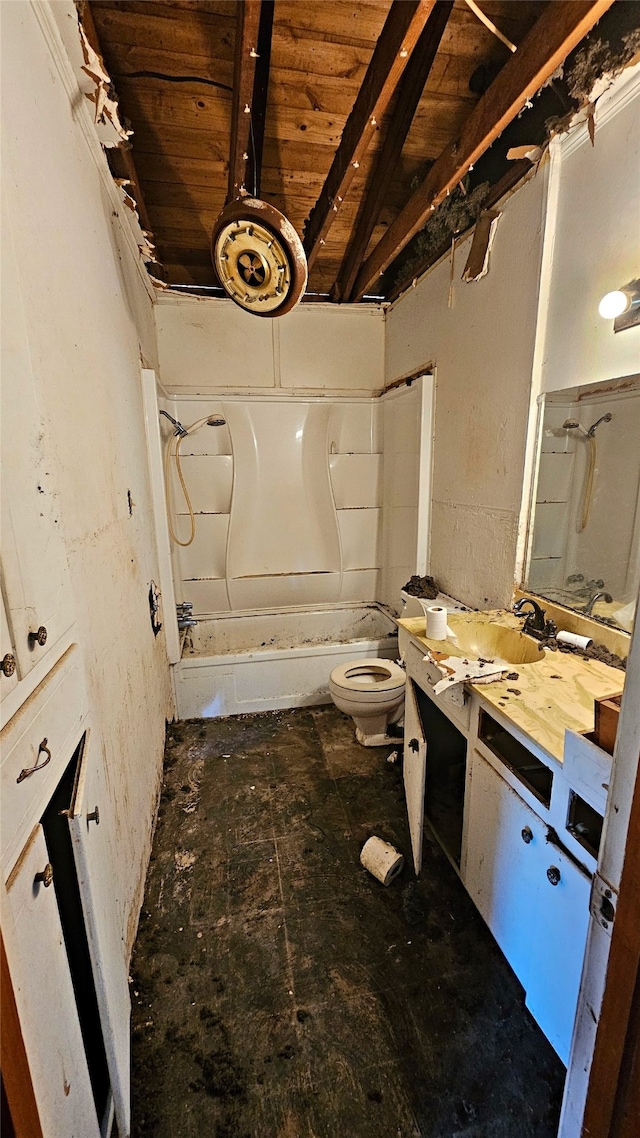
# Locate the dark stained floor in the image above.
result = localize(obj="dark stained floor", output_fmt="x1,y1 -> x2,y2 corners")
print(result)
130,706 -> 565,1138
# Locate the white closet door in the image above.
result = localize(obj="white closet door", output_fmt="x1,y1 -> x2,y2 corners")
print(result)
68,736 -> 131,1137
403,679 -> 427,874
4,824 -> 100,1138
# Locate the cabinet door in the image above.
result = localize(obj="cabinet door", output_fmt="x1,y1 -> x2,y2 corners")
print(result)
4,825 -> 101,1138
403,678 -> 426,875
525,846 -> 591,1065
0,195 -> 73,682
68,737 -> 131,1138
464,750 -> 542,989
0,587 -> 18,701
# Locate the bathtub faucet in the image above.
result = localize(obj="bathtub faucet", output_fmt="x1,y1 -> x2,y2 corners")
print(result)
177,602 -> 197,630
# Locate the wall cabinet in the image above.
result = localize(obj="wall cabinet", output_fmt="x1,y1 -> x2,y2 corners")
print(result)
4,824 -> 101,1137
1,201 -> 74,711
1,209 -> 129,1135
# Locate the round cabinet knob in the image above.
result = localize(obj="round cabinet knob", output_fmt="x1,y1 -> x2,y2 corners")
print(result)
1,653 -> 16,677
35,863 -> 54,888
521,826 -> 533,845
28,626 -> 48,647
87,806 -> 100,826
547,865 -> 561,886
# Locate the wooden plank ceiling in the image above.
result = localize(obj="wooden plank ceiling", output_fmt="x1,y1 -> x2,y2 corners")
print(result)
88,0 -> 608,300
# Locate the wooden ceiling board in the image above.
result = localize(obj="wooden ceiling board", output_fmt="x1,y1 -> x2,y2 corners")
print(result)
87,0 -> 579,297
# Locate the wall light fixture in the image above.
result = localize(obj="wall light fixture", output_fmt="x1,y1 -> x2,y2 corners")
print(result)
598,278 -> 640,332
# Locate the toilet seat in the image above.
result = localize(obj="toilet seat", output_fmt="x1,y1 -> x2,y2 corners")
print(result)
330,659 -> 405,696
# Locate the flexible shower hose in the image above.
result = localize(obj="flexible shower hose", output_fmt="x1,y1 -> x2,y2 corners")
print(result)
164,415 -> 215,547
165,430 -> 195,546
579,435 -> 597,532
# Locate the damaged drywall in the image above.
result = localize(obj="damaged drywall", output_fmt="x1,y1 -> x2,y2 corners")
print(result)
50,3 -> 159,271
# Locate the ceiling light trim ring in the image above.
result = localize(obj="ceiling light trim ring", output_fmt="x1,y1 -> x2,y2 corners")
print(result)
211,198 -> 308,317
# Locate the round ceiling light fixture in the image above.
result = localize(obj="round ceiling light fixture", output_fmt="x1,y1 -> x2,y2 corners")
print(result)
211,197 -> 308,317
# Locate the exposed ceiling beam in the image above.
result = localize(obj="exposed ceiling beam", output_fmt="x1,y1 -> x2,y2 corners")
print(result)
83,2 -> 152,236
351,0 -> 616,302
227,0 -> 263,203
246,0 -> 274,199
303,0 -> 438,271
331,0 -> 453,304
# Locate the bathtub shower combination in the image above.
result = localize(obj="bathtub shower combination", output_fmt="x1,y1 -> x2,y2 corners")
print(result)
161,390 -> 431,719
176,603 -> 399,719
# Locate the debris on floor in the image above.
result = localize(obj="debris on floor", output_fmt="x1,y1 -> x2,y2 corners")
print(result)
130,707 -> 564,1138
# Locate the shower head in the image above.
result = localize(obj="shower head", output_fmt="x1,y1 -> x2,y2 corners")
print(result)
587,412 -> 612,437
562,418 -> 589,437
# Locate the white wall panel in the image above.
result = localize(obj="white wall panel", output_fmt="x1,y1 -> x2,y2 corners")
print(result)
156,298 -> 276,389
542,69 -> 640,392
339,570 -> 381,602
337,509 -> 381,569
329,454 -> 382,508
386,175 -> 546,608
328,402 -> 377,453
181,579 -> 231,613
172,455 -> 233,514
176,515 -> 229,580
279,306 -> 384,392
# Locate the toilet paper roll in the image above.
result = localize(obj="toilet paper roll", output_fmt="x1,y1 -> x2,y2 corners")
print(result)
360,836 -> 404,886
556,630 -> 593,650
418,601 -> 453,640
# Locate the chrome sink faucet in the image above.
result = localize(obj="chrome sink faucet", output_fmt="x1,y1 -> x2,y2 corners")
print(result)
583,590 -> 613,616
513,598 -> 557,640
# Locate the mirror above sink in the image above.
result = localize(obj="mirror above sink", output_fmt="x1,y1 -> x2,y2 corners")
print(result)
524,374 -> 640,635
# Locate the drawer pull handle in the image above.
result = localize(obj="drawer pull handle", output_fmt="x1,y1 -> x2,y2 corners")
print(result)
17,738 -> 52,784
1,653 -> 16,677
521,826 -> 533,845
87,806 -> 100,826
547,865 -> 561,886
28,626 -> 48,648
34,863 -> 54,888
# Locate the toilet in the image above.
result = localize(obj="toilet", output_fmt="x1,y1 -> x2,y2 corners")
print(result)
329,658 -> 406,747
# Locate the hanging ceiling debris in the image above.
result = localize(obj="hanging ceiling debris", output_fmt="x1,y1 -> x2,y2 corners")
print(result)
76,0 -> 638,304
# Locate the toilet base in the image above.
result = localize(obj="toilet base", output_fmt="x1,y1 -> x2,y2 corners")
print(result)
355,727 -> 403,748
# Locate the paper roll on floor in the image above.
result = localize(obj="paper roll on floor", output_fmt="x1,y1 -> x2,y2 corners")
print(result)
360,836 -> 404,886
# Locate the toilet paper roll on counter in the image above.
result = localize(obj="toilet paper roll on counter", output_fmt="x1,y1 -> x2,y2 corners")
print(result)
418,600 -> 453,640
360,836 -> 404,886
556,630 -> 593,650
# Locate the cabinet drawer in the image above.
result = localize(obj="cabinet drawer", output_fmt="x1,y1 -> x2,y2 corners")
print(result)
1,644 -> 88,873
404,638 -> 471,732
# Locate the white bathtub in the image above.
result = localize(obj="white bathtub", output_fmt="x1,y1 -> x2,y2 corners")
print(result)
173,603 -> 399,719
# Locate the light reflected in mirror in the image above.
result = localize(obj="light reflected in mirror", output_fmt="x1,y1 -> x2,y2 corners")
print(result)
525,375 -> 640,635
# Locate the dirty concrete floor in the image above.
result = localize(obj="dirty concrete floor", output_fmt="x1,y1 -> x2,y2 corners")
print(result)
130,707 -> 565,1138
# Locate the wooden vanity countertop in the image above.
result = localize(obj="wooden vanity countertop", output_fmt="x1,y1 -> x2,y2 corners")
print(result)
399,610 -> 625,764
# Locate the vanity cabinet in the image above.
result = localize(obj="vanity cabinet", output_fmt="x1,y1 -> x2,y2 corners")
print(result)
464,749 -> 542,990
464,748 -> 591,1064
399,615 -> 611,1066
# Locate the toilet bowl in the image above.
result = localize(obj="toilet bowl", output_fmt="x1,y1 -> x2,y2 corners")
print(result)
329,658 -> 406,747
